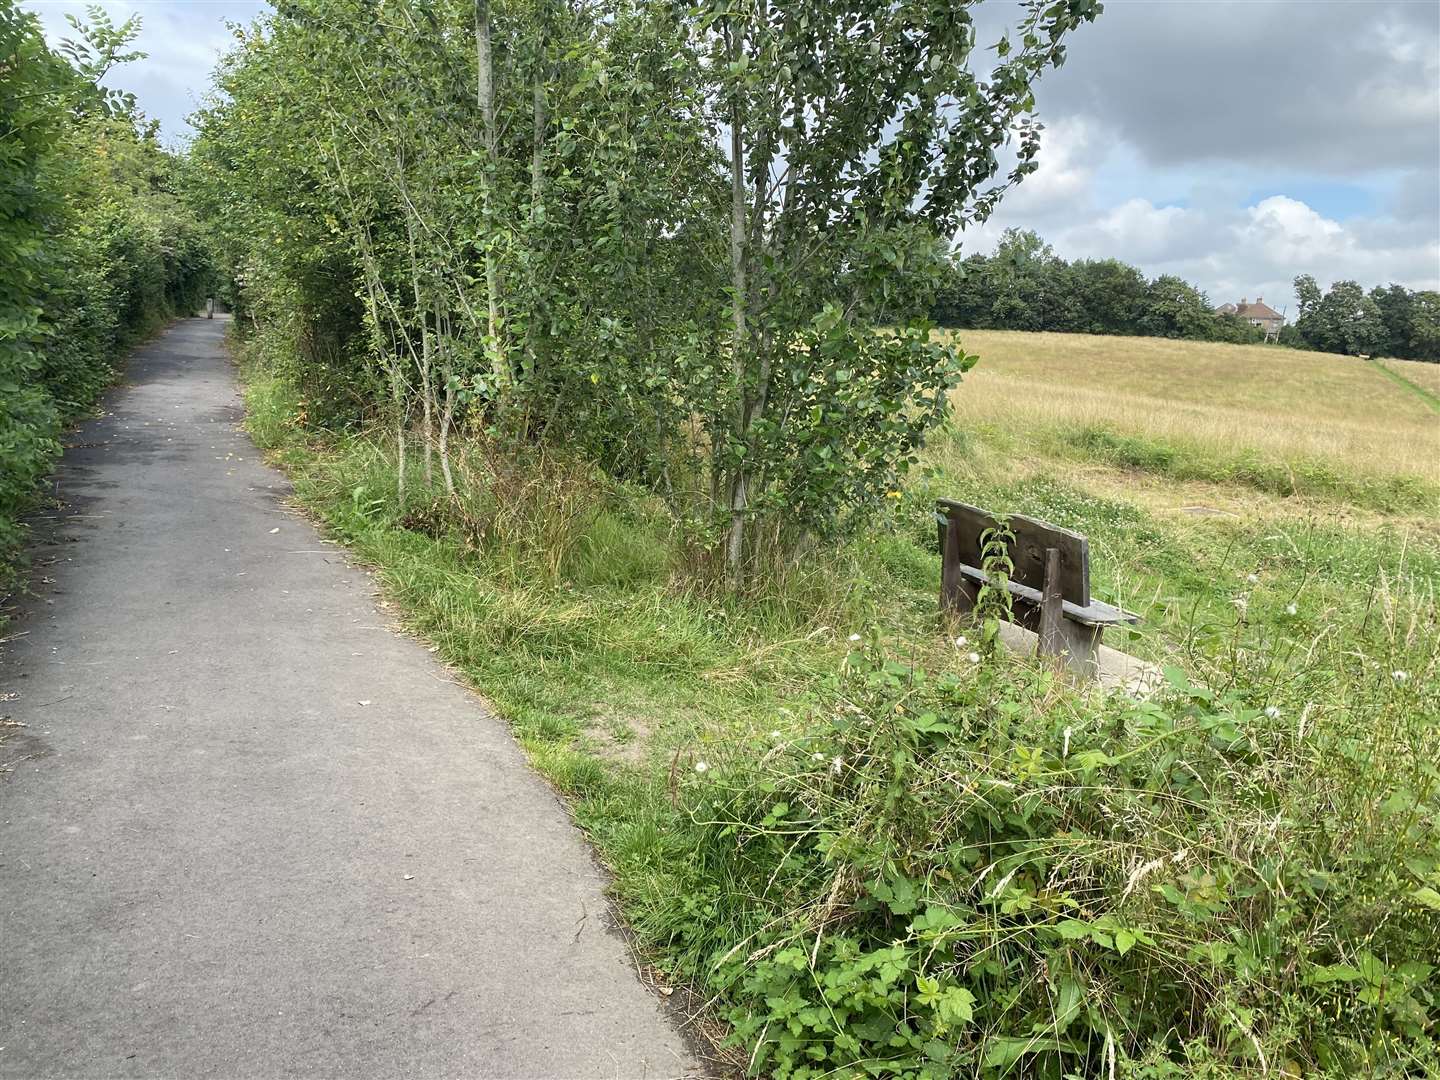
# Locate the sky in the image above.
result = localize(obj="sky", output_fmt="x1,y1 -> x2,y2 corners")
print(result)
28,0 -> 1440,315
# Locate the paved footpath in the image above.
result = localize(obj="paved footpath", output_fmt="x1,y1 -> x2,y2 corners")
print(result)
0,319 -> 696,1079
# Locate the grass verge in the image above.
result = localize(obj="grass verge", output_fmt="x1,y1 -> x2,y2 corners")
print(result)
239,335 -> 1440,1078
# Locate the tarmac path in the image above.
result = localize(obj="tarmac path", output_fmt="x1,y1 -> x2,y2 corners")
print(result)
0,318 -> 696,1078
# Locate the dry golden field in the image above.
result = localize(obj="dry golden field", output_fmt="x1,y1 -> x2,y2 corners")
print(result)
939,330 -> 1440,489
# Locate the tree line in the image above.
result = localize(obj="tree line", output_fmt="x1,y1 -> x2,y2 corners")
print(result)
932,228 -> 1270,344
931,227 -> 1440,362
0,2 -> 213,574
1293,275 -> 1440,363
187,0 -> 1101,583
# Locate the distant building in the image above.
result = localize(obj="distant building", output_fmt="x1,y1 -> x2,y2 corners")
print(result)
1216,296 -> 1284,339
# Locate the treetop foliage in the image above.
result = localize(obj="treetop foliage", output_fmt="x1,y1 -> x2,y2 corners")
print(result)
931,227 -> 1440,363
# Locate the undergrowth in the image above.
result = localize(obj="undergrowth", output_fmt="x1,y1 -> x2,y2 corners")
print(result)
238,335 -> 1440,1077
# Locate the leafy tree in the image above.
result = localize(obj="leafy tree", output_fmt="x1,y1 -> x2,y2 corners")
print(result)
1408,291 -> 1440,363
1369,283 -> 1413,358
191,0 -> 1102,580
1367,282 -> 1440,362
1140,275 -> 1219,340
1294,278 -> 1386,357
927,230 -> 1268,344
694,0 -> 1102,577
1293,273 -> 1323,320
1066,258 -> 1147,335
986,228 -> 1075,331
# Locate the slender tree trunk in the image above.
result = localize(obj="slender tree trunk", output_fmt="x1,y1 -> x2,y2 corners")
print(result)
357,247 -> 406,509
530,63 -> 545,220
437,313 -> 456,496
524,37 -> 547,397
475,0 -> 506,389
724,27 -> 749,586
405,210 -> 434,487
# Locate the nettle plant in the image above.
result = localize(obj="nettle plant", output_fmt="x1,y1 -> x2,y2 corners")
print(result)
687,0 -> 1102,580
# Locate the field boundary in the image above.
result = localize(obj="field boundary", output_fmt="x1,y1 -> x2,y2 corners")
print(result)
1367,357 -> 1440,414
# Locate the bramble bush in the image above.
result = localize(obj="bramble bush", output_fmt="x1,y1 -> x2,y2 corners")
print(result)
673,635 -> 1439,1077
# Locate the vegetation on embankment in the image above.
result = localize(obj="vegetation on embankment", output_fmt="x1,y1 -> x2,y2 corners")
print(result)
0,4 -> 213,591
240,326 -> 1440,1078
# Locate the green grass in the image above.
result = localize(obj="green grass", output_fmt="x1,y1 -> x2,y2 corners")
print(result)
237,334 -> 1440,1077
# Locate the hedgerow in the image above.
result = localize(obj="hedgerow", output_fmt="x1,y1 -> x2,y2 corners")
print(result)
0,3 -> 212,583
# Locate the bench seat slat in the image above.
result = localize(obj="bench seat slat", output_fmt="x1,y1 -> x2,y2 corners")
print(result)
955,564 -> 1139,627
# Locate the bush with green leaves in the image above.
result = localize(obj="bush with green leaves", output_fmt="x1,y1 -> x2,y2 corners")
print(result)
673,639 -> 1438,1077
0,2 -> 213,582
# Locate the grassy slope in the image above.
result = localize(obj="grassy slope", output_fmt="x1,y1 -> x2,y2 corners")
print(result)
940,330 -> 1440,500
241,329 -> 1440,1073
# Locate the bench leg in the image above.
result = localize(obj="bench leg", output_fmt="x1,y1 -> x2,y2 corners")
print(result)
939,517 -> 980,615
1051,622 -> 1102,679
1037,548 -> 1064,653
1033,546 -> 1101,679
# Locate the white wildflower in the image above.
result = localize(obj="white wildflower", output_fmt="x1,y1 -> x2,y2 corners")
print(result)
769,730 -> 783,741
1392,670 -> 1409,683
694,760 -> 710,774
953,635 -> 969,648
967,651 -> 981,664
1264,705 -> 1281,720
812,752 -> 826,762
1233,596 -> 1248,615
848,633 -> 861,642
830,755 -> 844,775
1285,603 -> 1298,615
1061,726 -> 1071,758
1246,573 -> 1259,585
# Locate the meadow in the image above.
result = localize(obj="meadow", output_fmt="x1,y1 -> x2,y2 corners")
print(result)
243,327 -> 1440,1077
941,330 -> 1440,504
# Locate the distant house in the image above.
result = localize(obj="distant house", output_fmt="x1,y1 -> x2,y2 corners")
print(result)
1216,296 -> 1284,339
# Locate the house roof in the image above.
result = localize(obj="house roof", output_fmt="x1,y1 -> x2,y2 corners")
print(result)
1235,300 -> 1282,321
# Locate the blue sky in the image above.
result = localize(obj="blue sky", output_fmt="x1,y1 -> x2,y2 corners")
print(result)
29,0 -> 1440,314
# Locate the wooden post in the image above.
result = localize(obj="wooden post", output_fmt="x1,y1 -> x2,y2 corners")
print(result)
1058,622 -> 1103,679
1037,546 -> 1064,659
940,516 -> 963,612
206,297 -> 215,320
938,515 -> 981,615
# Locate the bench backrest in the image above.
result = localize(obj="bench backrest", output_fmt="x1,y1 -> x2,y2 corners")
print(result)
936,500 -> 1091,606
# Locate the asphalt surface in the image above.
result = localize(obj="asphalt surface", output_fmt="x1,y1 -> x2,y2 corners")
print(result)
0,319 -> 696,1079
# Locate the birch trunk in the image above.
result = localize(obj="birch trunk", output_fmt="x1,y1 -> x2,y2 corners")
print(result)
475,0 -> 506,388
724,28 -> 749,586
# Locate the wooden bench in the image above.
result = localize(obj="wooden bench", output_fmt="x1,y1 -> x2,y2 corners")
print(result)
935,500 -> 1139,678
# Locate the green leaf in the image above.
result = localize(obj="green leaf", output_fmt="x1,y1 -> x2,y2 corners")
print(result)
1409,886 -> 1440,910
935,986 -> 975,1025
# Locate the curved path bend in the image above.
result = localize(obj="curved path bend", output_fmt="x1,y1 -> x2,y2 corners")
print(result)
0,318 -> 696,1079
